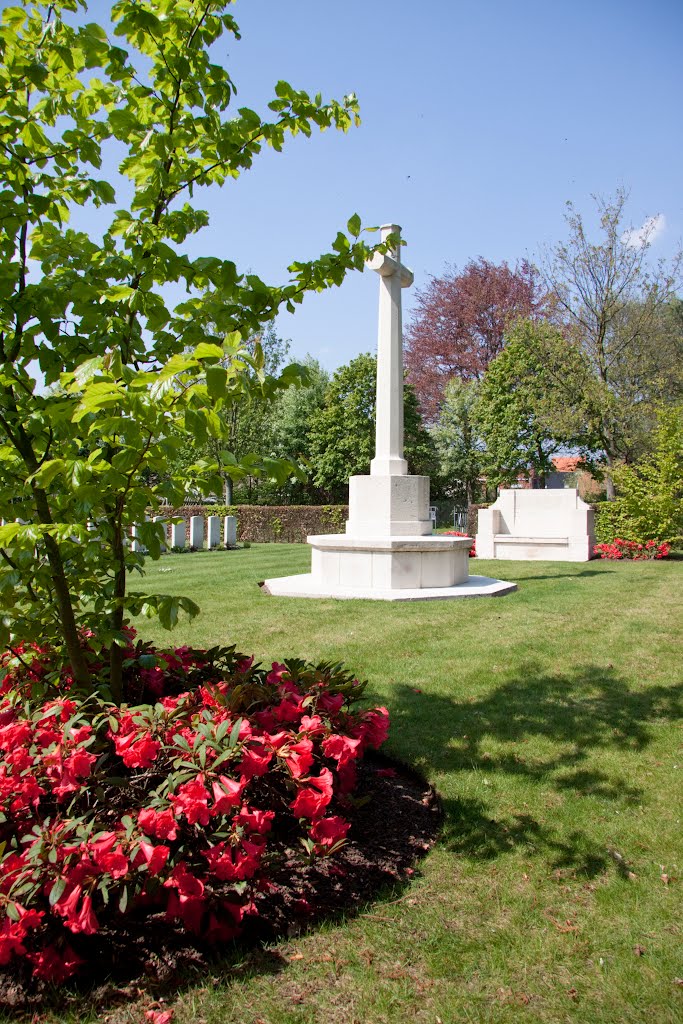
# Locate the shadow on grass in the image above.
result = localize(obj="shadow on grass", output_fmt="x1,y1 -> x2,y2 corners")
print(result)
518,568 -> 616,580
393,664 -> 682,874
440,797 -> 635,878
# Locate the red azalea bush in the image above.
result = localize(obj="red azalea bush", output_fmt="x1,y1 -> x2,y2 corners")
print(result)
0,634 -> 389,986
444,531 -> 476,557
593,538 -> 670,560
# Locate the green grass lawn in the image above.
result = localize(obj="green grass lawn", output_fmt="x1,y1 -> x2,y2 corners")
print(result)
50,548 -> 683,1022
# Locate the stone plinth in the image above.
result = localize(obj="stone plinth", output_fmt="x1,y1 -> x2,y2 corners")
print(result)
476,488 -> 595,561
346,474 -> 432,537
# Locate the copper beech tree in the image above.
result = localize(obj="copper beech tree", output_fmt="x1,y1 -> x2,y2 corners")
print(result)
404,258 -> 547,420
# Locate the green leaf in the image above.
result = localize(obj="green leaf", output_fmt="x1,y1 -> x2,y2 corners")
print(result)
194,342 -> 225,361
49,877 -> 66,906
347,213 -> 361,238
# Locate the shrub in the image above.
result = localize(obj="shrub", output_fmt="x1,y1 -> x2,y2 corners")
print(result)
0,634 -> 388,986
594,405 -> 683,547
593,539 -> 670,561
593,501 -> 634,545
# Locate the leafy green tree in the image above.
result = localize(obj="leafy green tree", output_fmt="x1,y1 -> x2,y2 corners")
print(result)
545,189 -> 682,497
474,320 -> 599,488
168,324 -> 292,504
0,0 -> 390,698
269,356 -> 330,504
610,404 -> 683,542
430,379 -> 483,506
308,353 -> 438,501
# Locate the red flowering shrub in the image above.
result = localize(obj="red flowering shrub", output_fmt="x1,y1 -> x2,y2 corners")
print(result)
593,538 -> 670,560
0,635 -> 389,986
444,531 -> 476,557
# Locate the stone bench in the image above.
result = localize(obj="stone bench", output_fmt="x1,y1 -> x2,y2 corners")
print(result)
476,489 -> 595,562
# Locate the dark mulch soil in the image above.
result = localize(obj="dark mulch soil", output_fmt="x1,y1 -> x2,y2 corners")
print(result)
0,754 -> 442,1014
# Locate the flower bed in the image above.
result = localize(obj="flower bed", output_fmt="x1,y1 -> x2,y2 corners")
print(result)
0,634 -> 388,988
593,538 -> 670,560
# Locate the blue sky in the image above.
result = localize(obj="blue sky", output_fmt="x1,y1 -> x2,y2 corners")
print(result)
195,0 -> 683,369
25,0 -> 683,370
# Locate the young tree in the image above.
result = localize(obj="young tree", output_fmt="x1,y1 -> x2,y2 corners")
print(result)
474,320 -> 599,488
405,258 -> 547,419
0,0 -> 390,697
269,356 -> 330,504
611,404 -> 683,542
430,379 -> 483,506
308,353 -> 438,502
169,324 -> 292,504
545,189 -> 683,497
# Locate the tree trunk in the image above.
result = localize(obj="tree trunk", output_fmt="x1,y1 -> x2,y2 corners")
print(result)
30,483 -> 91,688
223,474 -> 233,505
108,517 -> 127,703
604,464 -> 616,501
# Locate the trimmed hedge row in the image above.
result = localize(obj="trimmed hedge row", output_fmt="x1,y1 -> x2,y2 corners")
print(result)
159,505 -> 489,545
160,505 -> 349,544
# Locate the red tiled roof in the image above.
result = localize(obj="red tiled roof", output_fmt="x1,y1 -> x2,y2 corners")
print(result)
552,456 -> 582,472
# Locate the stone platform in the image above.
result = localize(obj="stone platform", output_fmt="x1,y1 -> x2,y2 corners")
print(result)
262,533 -> 516,601
261,572 -> 516,601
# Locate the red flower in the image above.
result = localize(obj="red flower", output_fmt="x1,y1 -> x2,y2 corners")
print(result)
164,863 -> 205,933
266,662 -> 289,684
170,777 -> 210,826
239,743 -> 272,779
290,768 -> 334,819
299,714 -> 325,735
90,833 -> 129,879
63,748 -> 96,778
235,806 -> 275,834
322,733 -> 361,768
145,1008 -> 175,1023
28,943 -> 83,983
138,806 -> 178,840
134,841 -> 170,876
277,736 -> 314,779
210,775 -> 246,816
203,840 -> 264,882
357,708 -> 390,749
309,815 -> 350,851
56,886 -> 99,935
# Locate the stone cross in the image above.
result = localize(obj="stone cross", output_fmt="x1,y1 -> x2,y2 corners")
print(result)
368,224 -> 414,477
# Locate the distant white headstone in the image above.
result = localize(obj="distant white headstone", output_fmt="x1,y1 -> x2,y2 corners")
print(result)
207,515 -> 220,548
170,522 -> 185,549
131,524 -> 143,553
153,515 -> 167,552
224,515 -> 237,548
189,515 -> 204,549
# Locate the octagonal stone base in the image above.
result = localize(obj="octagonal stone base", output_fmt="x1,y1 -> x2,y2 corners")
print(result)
262,533 -> 517,601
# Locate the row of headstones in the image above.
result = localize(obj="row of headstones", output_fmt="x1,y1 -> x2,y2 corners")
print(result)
4,515 -> 238,552
130,515 -> 238,552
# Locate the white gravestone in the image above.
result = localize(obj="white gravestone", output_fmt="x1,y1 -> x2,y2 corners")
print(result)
189,515 -> 204,550
224,515 -> 237,548
170,522 -> 185,549
207,515 -> 221,548
153,516 -> 167,552
264,224 -> 515,601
